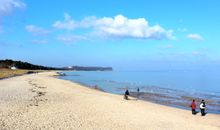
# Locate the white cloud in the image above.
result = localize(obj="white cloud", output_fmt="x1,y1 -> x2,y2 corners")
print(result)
187,34 -> 204,41
32,40 -> 48,44
25,25 -> 50,36
53,13 -> 77,30
53,14 -> 175,40
91,15 -> 174,40
57,35 -> 87,43
0,0 -> 26,16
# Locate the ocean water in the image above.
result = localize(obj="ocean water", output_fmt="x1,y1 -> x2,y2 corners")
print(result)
59,70 -> 220,113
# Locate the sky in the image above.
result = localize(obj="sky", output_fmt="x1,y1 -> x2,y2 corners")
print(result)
0,0 -> 220,70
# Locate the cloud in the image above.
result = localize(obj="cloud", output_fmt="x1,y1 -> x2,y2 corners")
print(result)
90,15 -> 174,40
187,34 -> 204,41
57,35 -> 87,43
32,40 -> 48,44
25,25 -> 50,36
0,0 -> 26,16
53,13 -> 77,30
53,14 -> 175,40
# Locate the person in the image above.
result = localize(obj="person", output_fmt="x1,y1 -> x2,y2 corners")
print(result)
190,99 -> 197,115
137,87 -> 140,98
200,100 -> 206,116
137,87 -> 140,93
124,89 -> 130,100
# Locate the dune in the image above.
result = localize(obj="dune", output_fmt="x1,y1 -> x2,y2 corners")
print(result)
0,71 -> 219,130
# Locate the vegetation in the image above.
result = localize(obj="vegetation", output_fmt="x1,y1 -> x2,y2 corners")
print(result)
0,59 -> 113,79
0,69 -> 43,79
0,59 -> 59,70
0,59 -> 113,71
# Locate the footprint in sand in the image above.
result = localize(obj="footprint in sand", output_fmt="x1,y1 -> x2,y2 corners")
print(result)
27,80 -> 48,107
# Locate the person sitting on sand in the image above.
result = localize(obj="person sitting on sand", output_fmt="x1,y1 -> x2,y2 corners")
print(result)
124,89 -> 130,100
200,100 -> 206,116
190,99 -> 197,115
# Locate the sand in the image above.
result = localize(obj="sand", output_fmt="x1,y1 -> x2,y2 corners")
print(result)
0,72 -> 220,130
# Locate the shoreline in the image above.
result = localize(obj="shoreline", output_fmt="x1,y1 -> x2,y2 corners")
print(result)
58,73 -> 220,114
1,71 -> 220,129
60,80 -> 220,114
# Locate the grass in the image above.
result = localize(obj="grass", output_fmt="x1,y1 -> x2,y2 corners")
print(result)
0,69 -> 44,79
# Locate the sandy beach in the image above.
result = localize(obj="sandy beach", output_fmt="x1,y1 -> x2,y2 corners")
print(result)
0,72 -> 220,130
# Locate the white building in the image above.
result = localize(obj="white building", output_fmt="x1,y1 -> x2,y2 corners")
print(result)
10,66 -> 17,70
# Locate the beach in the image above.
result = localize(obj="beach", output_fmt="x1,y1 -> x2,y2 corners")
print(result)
0,72 -> 220,130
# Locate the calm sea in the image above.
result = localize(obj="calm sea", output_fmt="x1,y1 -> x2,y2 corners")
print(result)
59,70 -> 220,113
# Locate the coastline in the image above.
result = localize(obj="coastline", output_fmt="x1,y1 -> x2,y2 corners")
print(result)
58,71 -> 220,114
0,71 -> 220,129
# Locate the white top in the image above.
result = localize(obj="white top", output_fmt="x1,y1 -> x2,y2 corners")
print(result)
200,103 -> 205,109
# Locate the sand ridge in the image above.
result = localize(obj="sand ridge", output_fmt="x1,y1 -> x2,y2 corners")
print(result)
0,72 -> 220,130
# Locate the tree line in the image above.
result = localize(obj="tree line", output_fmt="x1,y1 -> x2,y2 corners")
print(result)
0,59 -> 59,70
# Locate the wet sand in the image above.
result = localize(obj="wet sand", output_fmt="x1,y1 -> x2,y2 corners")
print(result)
129,91 -> 220,113
0,72 -> 220,129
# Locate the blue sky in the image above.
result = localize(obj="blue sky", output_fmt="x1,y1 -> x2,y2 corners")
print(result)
0,0 -> 220,70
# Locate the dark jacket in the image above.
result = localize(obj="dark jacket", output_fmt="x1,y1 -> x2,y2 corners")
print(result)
125,90 -> 129,95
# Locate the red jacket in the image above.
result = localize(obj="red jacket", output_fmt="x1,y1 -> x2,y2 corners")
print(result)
191,101 -> 196,109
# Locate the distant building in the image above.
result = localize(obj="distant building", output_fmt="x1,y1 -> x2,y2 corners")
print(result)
10,66 -> 17,70
68,66 -> 73,69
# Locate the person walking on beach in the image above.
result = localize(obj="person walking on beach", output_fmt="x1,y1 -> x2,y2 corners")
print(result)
124,89 -> 130,100
200,100 -> 206,116
190,99 -> 197,115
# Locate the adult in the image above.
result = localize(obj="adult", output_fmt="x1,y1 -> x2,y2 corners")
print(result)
124,89 -> 130,100
200,100 -> 206,116
190,99 -> 197,115
137,87 -> 140,99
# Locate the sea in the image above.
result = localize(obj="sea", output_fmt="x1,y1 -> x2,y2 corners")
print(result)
59,70 -> 220,114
